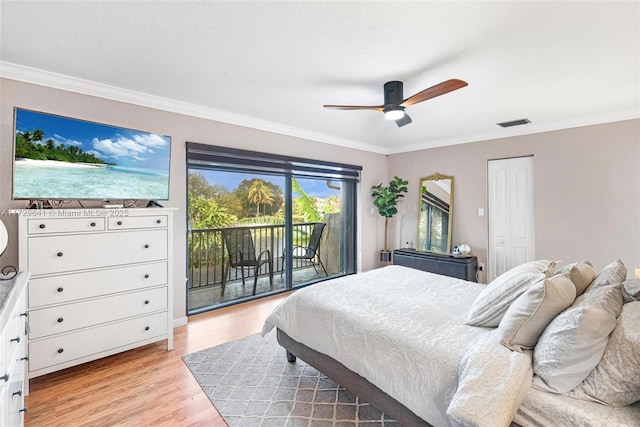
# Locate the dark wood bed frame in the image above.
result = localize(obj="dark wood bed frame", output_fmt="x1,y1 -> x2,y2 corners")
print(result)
276,328 -> 432,427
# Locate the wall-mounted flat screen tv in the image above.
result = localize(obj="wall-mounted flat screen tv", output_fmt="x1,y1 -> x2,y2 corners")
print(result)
12,108 -> 171,201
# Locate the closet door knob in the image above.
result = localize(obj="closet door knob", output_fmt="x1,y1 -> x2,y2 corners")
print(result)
39,224 -> 46,229
57,252 -> 64,257
57,348 -> 64,354
144,326 -> 150,331
57,287 -> 64,293
57,318 -> 64,323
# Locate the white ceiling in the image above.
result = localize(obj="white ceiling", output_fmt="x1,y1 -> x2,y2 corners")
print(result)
1,1 -> 638,154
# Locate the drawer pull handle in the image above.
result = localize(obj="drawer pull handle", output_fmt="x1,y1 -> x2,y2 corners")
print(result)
1,373 -> 8,382
145,274 -> 150,279
11,336 -> 21,343
57,252 -> 64,257
144,300 -> 150,305
144,244 -> 150,249
13,390 -> 22,397
90,222 -> 96,227
145,326 -> 150,331
117,221 -> 123,226
20,312 -> 28,317
39,224 -> 46,229
57,348 -> 64,354
156,219 -> 161,224
57,318 -> 64,323
20,356 -> 29,361
57,287 -> 64,293
20,407 -> 27,414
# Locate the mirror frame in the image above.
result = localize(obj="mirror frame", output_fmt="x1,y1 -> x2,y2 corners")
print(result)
417,172 -> 454,254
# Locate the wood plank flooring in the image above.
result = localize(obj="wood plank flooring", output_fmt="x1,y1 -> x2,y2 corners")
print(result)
25,293 -> 290,427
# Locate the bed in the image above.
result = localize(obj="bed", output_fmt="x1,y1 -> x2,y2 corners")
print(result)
262,264 -> 640,427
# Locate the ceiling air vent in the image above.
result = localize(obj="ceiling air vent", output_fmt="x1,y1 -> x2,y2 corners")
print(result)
497,118 -> 531,128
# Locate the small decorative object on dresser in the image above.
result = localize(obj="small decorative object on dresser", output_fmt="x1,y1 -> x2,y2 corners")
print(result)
393,248 -> 478,282
18,208 -> 175,382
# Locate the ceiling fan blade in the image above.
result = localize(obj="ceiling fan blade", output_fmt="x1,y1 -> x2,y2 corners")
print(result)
323,104 -> 384,111
400,79 -> 468,107
396,113 -> 412,127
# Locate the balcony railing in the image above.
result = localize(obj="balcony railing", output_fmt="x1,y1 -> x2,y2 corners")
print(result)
188,222 -> 322,290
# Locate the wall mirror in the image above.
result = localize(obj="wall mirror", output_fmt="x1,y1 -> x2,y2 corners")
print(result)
417,172 -> 454,254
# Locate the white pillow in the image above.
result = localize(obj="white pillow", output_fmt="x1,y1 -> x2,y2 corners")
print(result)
585,259 -> 626,293
554,261 -> 596,296
622,279 -> 640,303
498,274 -> 576,352
567,301 -> 640,406
532,284 -> 624,393
466,260 -> 556,327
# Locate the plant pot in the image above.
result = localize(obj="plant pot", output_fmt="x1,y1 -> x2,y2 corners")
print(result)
379,249 -> 392,267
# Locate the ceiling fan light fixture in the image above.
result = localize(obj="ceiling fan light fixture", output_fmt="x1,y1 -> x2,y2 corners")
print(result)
384,107 -> 405,121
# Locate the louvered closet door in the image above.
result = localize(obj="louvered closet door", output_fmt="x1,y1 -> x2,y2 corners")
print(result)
488,156 -> 535,281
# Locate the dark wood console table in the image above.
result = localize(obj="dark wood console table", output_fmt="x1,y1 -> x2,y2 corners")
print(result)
393,249 -> 478,282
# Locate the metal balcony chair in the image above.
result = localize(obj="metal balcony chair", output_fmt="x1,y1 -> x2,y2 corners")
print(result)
283,222 -> 328,278
221,228 -> 273,296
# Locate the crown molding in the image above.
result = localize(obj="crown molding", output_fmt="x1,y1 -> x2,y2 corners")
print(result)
388,108 -> 640,154
0,61 -> 390,155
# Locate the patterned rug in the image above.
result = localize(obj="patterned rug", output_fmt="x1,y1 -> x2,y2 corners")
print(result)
182,332 -> 399,426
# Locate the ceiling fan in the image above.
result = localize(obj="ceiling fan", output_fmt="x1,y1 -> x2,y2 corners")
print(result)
323,78 -> 468,127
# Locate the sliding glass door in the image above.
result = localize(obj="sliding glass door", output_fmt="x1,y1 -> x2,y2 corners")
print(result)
186,144 -> 359,314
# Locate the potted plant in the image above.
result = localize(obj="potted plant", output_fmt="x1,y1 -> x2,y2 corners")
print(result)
371,176 -> 408,264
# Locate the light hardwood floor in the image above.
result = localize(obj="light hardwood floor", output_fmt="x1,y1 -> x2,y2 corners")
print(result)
25,293 -> 290,427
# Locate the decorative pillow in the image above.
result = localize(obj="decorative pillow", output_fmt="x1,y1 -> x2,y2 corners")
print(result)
584,259 -> 626,293
554,261 -> 596,296
566,302 -> 640,406
498,274 -> 576,352
622,279 -> 640,303
532,284 -> 624,393
466,260 -> 556,327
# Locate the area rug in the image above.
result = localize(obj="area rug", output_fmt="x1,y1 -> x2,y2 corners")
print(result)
183,332 -> 399,426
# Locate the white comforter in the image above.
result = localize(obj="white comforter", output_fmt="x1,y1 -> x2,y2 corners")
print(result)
262,265 -> 490,426
263,265 -> 640,427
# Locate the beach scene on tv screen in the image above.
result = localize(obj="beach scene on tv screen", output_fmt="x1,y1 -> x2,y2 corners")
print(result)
13,109 -> 171,200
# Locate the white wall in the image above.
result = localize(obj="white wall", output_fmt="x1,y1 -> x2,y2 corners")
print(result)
388,119 -> 640,282
0,78 -> 389,323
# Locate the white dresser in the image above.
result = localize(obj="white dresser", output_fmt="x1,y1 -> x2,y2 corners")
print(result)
0,272 -> 29,427
18,209 -> 174,380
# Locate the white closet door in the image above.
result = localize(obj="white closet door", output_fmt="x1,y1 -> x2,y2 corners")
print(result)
488,156 -> 535,281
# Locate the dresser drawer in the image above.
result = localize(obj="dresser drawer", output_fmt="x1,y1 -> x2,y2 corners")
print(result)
29,311 -> 168,372
27,229 -> 168,275
3,291 -> 26,368
108,215 -> 168,230
29,287 -> 168,339
28,261 -> 168,308
27,217 -> 106,234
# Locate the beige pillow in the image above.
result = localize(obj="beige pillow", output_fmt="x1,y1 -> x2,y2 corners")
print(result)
585,259 -> 626,293
567,301 -> 640,406
622,279 -> 640,303
466,260 -> 556,327
533,284 -> 624,393
554,261 -> 596,296
499,274 -> 576,352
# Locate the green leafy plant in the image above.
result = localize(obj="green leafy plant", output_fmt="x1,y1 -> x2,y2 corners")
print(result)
371,176 -> 408,251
